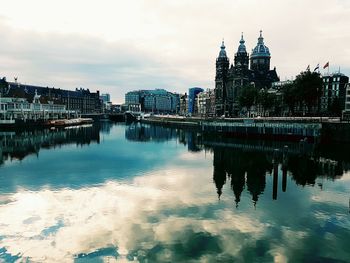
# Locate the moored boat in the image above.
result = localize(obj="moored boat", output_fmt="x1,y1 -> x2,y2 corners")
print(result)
46,118 -> 94,127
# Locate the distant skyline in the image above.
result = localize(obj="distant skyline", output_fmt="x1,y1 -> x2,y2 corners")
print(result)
0,0 -> 349,103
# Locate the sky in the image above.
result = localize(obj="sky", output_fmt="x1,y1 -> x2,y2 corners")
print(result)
0,0 -> 349,103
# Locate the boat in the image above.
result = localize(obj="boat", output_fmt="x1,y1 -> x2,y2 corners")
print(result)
46,118 -> 94,127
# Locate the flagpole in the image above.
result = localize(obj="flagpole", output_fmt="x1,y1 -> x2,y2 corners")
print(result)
328,62 -> 330,75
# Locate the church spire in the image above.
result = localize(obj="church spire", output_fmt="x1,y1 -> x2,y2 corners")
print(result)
258,30 -> 264,44
218,39 -> 227,58
237,32 -> 247,53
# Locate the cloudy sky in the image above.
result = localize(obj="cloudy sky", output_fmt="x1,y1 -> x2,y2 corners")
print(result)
0,0 -> 349,103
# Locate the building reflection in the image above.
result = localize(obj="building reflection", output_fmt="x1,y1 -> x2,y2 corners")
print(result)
0,124 -> 100,165
125,123 -> 178,142
126,123 -> 350,207
210,138 -> 347,206
212,146 -> 271,206
125,122 -> 204,152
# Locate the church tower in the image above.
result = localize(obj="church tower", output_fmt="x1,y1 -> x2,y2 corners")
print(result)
250,30 -> 271,72
215,40 -> 229,116
250,30 -> 279,88
228,33 -> 251,115
234,33 -> 249,69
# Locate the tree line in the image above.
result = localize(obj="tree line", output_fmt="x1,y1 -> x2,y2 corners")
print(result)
237,70 -> 339,116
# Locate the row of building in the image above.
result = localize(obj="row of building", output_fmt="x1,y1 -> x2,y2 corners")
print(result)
213,31 -> 350,118
124,87 -> 216,117
124,31 -> 350,118
182,31 -> 350,118
124,75 -> 350,119
0,77 -> 114,115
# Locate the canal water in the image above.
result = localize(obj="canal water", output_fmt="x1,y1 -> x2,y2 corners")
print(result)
0,122 -> 349,262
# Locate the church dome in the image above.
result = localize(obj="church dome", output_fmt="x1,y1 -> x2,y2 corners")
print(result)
237,33 -> 247,53
218,40 -> 227,58
251,31 -> 270,58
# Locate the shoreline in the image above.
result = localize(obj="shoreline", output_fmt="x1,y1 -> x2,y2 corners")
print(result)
140,116 -> 350,143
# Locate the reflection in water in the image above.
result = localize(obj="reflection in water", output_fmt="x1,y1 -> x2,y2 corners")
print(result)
0,122 -> 349,262
0,124 -> 100,166
127,123 -> 349,206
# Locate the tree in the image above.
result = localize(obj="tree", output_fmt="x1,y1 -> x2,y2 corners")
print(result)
258,89 -> 277,116
294,71 -> 323,114
238,84 -> 258,116
329,98 -> 342,116
282,82 -> 299,115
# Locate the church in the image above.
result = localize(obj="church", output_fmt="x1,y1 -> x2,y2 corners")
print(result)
215,31 -> 279,116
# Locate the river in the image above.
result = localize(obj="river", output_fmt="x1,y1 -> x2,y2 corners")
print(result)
0,122 -> 349,262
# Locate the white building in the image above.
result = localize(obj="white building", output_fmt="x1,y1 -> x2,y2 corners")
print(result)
0,93 -> 76,124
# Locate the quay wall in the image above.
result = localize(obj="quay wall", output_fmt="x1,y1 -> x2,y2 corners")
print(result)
141,117 -> 350,143
322,122 -> 350,143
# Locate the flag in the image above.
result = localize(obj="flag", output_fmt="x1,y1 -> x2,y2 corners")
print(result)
323,62 -> 329,69
306,65 -> 310,71
313,64 -> 319,72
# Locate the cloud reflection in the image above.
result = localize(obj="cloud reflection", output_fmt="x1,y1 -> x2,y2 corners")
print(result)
1,165 -> 349,262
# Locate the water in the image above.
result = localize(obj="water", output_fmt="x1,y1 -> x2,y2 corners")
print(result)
0,122 -> 349,262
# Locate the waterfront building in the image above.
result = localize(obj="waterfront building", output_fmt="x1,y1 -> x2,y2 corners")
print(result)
321,73 -> 349,115
342,83 -> 350,120
188,87 -> 204,115
197,89 -> 215,117
179,93 -> 188,116
100,93 -> 111,112
110,104 -> 122,113
1,80 -> 101,114
127,103 -> 141,112
125,89 -> 179,113
125,91 -> 141,105
100,93 -> 111,103
197,91 -> 208,117
0,93 -> 76,124
0,77 -> 7,96
215,31 -> 279,116
207,89 -> 216,117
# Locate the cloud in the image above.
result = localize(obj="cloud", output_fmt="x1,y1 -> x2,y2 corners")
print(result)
0,20 -> 196,103
0,0 -> 349,102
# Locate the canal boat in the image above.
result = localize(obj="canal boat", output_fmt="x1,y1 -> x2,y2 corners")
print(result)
46,118 -> 94,127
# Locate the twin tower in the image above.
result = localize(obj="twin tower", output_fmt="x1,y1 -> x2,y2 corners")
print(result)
215,31 -> 279,116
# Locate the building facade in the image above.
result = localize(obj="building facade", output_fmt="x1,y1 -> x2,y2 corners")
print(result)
188,87 -> 204,115
179,93 -> 188,116
125,89 -> 179,113
215,31 -> 279,117
342,83 -> 350,120
1,80 -> 101,114
197,89 -> 215,117
321,73 -> 349,115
